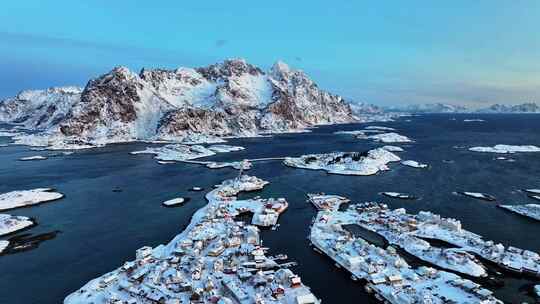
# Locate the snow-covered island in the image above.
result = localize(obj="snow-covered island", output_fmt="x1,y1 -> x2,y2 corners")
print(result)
283,148 -> 401,176
401,160 -> 429,169
162,198 -> 189,208
206,160 -> 252,171
381,192 -> 418,200
381,145 -> 404,152
132,144 -> 253,171
64,175 -> 318,304
498,204 -> 540,221
456,192 -> 497,202
335,127 -> 413,144
131,144 -> 244,162
0,188 -> 64,211
364,126 -> 396,131
19,155 -> 48,161
308,196 -> 501,303
469,144 -> 540,154
207,145 -> 245,153
0,214 -> 34,236
131,144 -> 216,161
369,132 -> 413,143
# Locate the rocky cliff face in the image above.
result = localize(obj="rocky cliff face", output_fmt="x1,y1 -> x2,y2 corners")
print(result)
262,61 -> 353,130
58,67 -> 173,143
0,59 -> 356,145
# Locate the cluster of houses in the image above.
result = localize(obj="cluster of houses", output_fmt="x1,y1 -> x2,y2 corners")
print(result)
362,204 -> 540,279
351,204 -> 487,277
65,175 -> 319,304
349,202 -> 540,278
309,197 -> 503,304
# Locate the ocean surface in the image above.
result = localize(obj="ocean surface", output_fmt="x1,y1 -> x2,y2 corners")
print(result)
1,114 -> 540,304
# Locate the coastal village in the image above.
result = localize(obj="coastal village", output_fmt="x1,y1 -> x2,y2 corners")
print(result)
308,195 -> 504,303
307,192 -> 540,303
65,175 -> 319,304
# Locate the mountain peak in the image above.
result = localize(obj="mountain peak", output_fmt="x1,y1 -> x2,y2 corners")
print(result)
197,58 -> 264,81
272,60 -> 290,72
270,60 -> 291,80
110,66 -> 137,79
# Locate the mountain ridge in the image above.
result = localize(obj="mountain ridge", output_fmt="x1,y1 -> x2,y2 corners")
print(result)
0,59 -> 356,148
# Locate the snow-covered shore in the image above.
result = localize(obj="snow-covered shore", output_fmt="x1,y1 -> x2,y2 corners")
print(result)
457,191 -> 497,202
131,144 -> 216,161
498,204 -> 540,221
469,144 -> 540,154
131,144 -> 244,162
369,132 -> 413,143
0,214 -> 34,236
0,188 -> 64,211
381,192 -> 417,200
335,128 -> 413,144
19,155 -> 48,161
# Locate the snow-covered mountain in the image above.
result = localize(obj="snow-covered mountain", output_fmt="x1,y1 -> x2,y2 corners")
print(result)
0,87 -> 82,129
393,102 -> 540,114
348,102 -> 404,122
349,102 -> 385,115
477,102 -> 540,113
0,59 -> 356,147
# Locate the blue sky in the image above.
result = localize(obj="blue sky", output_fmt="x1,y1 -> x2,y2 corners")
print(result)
0,1 -> 538,107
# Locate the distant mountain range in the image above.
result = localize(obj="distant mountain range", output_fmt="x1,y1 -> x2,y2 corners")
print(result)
398,103 -> 469,114
390,102 -> 540,114
0,59 -> 358,147
476,102 -> 540,113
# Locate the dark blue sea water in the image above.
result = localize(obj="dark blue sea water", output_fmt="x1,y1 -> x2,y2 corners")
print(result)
1,114 -> 540,304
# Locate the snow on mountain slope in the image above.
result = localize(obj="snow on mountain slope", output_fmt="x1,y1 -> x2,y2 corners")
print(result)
261,61 -> 353,130
1,59 -> 357,148
0,87 -> 82,129
58,67 -> 174,144
139,67 -> 218,108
